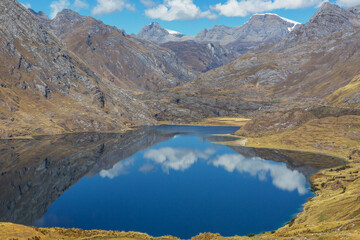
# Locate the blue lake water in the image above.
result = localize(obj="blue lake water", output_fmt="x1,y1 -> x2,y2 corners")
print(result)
0,126 -> 344,239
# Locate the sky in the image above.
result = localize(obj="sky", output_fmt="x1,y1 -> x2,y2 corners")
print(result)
19,0 -> 360,35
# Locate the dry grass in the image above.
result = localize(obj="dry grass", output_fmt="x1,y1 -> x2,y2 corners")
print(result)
275,161 -> 360,238
324,74 -> 360,109
236,115 -> 360,160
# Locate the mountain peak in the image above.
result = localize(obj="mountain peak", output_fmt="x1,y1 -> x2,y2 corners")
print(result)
28,9 -> 49,20
275,2 -> 360,50
149,22 -> 162,28
55,8 -> 85,21
312,1 -> 343,20
137,22 -> 184,43
249,13 -> 300,31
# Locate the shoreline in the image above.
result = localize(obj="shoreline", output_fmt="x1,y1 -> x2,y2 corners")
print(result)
0,117 -> 249,140
1,120 -> 360,239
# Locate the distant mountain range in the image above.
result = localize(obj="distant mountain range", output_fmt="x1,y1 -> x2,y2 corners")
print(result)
140,2 -> 360,123
137,13 -> 300,54
0,0 -> 360,138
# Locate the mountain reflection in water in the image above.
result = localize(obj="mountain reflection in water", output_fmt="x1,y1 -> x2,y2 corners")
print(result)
0,125 -> 345,238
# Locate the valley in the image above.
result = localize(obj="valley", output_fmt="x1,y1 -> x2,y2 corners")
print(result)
0,0 -> 360,239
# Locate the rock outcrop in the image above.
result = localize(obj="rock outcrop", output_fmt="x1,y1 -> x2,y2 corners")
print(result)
275,2 -> 360,49
161,41 -> 236,72
137,22 -> 187,44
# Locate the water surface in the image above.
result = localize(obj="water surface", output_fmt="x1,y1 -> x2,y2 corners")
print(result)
0,126 -> 344,238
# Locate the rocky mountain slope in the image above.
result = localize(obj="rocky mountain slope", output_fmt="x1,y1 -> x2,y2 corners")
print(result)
196,13 -> 300,53
137,14 -> 300,54
161,41 -> 236,72
140,2 -> 360,123
0,0 -> 156,138
275,2 -> 360,50
137,22 -> 187,44
35,9 -> 195,91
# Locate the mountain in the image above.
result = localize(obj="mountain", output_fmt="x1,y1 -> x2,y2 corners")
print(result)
275,2 -> 360,49
140,3 -> 360,123
33,10 -> 196,91
0,0 -> 155,138
160,41 -> 236,72
225,13 -> 300,53
137,22 -> 188,44
195,13 -> 300,48
324,74 -> 360,109
137,14 -> 300,55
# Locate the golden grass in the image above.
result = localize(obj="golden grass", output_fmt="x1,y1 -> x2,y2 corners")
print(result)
237,115 -> 360,160
0,222 -> 179,240
324,74 -> 360,109
221,114 -> 360,238
2,116 -> 360,239
275,161 -> 360,238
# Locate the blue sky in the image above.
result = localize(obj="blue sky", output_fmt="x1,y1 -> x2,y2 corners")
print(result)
20,0 -> 359,35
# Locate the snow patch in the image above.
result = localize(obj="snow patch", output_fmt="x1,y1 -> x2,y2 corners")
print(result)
253,13 -> 301,31
166,28 -> 181,35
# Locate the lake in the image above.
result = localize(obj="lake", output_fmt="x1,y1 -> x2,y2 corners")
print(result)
0,125 -> 345,239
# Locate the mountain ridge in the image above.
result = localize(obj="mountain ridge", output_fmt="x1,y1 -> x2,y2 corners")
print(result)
137,13 -> 301,54
36,8 -> 196,91
0,0 -> 156,138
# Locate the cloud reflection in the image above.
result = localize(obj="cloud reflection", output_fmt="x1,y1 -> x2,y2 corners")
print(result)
99,158 -> 135,179
144,147 -> 215,173
139,163 -> 155,173
211,154 -> 308,195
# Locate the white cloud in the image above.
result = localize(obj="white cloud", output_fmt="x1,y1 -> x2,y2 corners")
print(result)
144,147 -> 215,173
212,0 -> 324,17
337,0 -> 360,7
92,0 -> 135,15
73,0 -> 89,9
140,0 -> 156,7
139,163 -> 155,173
99,158 -> 135,179
50,0 -> 70,19
50,0 -> 89,19
145,0 -> 217,21
21,2 -> 31,8
211,154 -> 308,195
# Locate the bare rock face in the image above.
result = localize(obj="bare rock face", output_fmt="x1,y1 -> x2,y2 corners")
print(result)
161,41 -> 236,72
225,14 -> 300,53
276,2 -> 360,50
137,14 -> 299,55
42,11 -> 196,91
193,13 -> 300,54
0,0 -> 155,138
28,8 -> 48,20
194,25 -> 236,45
137,22 -> 186,44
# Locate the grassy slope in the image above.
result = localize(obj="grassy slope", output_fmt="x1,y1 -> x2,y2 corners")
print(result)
324,74 -> 360,109
228,111 -> 360,238
238,115 -> 360,160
